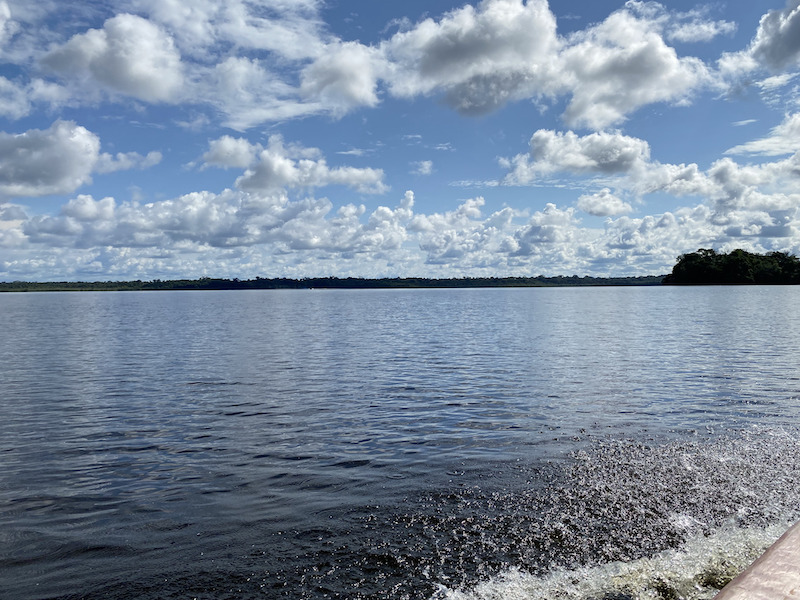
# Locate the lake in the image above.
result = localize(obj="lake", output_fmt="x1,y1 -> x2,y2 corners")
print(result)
2,286 -> 800,599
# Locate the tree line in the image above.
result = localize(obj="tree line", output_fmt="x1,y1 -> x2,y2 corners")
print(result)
663,249 -> 800,284
4,249 -> 799,291
0,274 -> 664,292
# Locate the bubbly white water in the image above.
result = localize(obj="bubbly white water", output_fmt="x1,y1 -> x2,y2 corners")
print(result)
437,523 -> 790,600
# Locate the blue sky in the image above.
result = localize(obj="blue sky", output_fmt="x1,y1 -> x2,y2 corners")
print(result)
1,0 -> 799,280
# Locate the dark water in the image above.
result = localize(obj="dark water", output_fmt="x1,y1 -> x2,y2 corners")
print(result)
2,287 -> 800,599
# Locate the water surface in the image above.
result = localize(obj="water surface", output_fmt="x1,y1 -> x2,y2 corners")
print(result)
2,287 -> 800,599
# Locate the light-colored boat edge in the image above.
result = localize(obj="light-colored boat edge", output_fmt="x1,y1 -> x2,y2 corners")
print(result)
714,521 -> 800,599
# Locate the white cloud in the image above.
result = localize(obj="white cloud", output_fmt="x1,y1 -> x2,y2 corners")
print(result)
202,135 -> 261,169
0,120 -> 162,198
717,49 -> 760,82
0,1 -> 11,42
382,0 -> 562,114
126,0 -> 219,58
300,42 -> 384,113
0,0 -> 746,133
0,120 -> 99,197
42,13 -> 184,103
667,19 -> 736,44
704,155 -> 800,215
503,130 -> 652,184
663,6 -> 737,44
411,160 -> 434,175
126,0 -> 329,61
206,57 -> 320,130
19,188 -> 414,258
0,76 -> 32,119
718,2 -> 800,92
577,188 -> 633,216
213,0 -> 327,61
5,178 -> 800,280
337,148 -> 369,157
95,150 -> 163,174
233,136 -> 388,194
757,73 -> 798,91
559,7 -> 711,129
62,194 -> 116,221
726,112 -> 800,156
501,124 -> 800,227
513,203 -> 581,255
750,0 -> 800,71
0,76 -> 69,120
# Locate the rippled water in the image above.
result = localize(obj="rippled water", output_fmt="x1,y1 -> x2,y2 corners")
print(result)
2,286 -> 800,599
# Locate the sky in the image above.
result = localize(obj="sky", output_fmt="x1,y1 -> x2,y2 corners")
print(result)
0,0 -> 799,281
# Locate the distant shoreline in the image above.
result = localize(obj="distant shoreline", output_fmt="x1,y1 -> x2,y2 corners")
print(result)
0,275 -> 666,292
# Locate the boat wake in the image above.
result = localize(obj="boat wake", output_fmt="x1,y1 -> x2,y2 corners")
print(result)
424,427 -> 800,600
434,522 -> 788,600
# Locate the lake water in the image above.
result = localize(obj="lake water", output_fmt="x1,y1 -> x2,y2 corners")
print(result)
2,286 -> 800,599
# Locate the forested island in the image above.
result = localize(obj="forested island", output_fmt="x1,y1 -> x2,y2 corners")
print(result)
0,275 -> 664,292
663,249 -> 800,285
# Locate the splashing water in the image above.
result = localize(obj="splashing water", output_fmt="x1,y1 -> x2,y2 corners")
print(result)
426,428 -> 800,600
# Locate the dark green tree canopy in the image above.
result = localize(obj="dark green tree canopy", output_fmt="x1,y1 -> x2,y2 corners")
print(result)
663,249 -> 800,284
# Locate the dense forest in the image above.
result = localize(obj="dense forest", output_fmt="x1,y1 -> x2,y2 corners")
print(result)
663,249 -> 800,284
0,275 -> 664,292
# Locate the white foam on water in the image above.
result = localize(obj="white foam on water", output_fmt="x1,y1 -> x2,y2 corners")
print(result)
434,519 -> 792,600
397,428 -> 800,600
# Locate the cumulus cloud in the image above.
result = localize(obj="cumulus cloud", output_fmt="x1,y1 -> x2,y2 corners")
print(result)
230,136 -> 388,194
503,129 -> 652,184
382,0 -> 562,114
4,171 -> 800,280
559,6 -> 711,129
409,197 -> 518,266
0,120 -> 99,197
513,203 -> 581,256
578,189 -> 633,216
0,0 -> 753,132
43,14 -> 184,102
300,42 -> 384,113
750,0 -> 800,71
500,123 -> 800,228
202,135 -> 261,169
19,188 -> 415,257
6,1 -> 800,281
0,120 -> 161,198
718,1 -> 800,90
